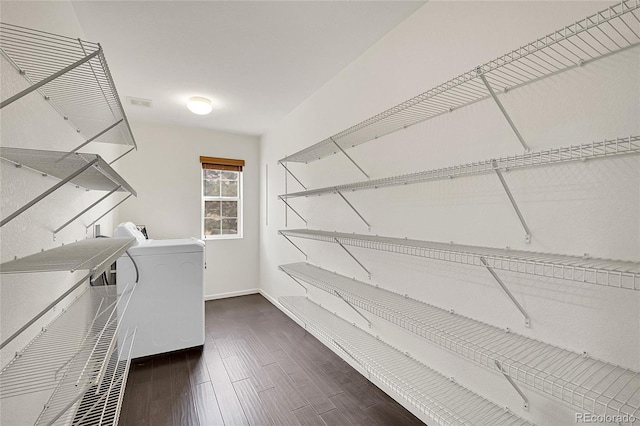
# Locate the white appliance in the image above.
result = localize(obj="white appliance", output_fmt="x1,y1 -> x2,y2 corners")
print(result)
114,222 -> 205,359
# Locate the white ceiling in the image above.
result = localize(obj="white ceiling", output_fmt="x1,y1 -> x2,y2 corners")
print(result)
71,1 -> 425,136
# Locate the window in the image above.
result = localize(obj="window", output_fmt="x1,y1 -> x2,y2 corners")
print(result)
201,156 -> 244,239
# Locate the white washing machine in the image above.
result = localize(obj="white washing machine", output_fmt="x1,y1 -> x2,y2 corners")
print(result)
114,222 -> 205,359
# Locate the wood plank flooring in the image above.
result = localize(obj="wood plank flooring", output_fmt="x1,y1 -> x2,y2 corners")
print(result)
119,294 -> 424,425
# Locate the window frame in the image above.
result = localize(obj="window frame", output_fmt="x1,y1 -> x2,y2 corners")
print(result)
201,168 -> 244,240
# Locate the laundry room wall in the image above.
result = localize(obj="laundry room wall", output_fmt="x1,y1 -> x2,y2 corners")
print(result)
115,121 -> 261,299
259,2 -> 639,425
0,0 -> 126,379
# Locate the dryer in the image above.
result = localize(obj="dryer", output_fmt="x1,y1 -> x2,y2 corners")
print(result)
114,222 -> 205,359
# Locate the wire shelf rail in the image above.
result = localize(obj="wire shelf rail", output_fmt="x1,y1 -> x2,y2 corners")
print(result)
279,229 -> 640,290
0,147 -> 137,228
0,22 -> 136,147
37,329 -> 136,426
280,296 -> 534,426
0,285 -> 136,425
280,262 -> 640,417
0,148 -> 137,194
280,1 -> 640,163
281,136 -> 640,198
0,237 -> 136,281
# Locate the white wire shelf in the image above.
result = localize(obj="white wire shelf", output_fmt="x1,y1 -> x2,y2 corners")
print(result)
38,329 -> 136,426
280,1 -> 640,163
0,147 -> 137,195
280,262 -> 640,417
279,229 -> 640,290
281,136 -> 640,198
279,296 -> 534,426
0,22 -> 136,147
0,285 -> 136,425
0,237 -> 136,281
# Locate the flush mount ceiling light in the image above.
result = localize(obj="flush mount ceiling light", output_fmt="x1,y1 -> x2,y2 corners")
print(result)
187,96 -> 213,115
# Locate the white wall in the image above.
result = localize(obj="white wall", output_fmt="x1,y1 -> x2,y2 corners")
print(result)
116,120 -> 260,299
259,2 -> 639,425
0,2 -> 132,424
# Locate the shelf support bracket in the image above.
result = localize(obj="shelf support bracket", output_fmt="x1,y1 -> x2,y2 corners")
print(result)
278,161 -> 307,190
56,119 -> 124,164
330,137 -> 369,179
87,194 -> 133,232
495,360 -> 530,410
0,272 -> 92,350
480,257 -> 530,327
1,49 -> 101,109
1,158 -> 99,228
477,68 -> 529,151
279,234 -> 308,259
334,238 -> 371,279
493,161 -> 532,243
109,146 -> 136,166
334,290 -> 371,327
279,267 -> 308,293
333,339 -> 370,378
278,196 -> 307,225
336,191 -> 371,230
53,185 -> 122,238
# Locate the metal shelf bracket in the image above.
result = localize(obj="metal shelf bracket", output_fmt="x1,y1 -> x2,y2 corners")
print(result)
493,161 -> 532,243
480,257 -> 531,327
0,158 -> 99,228
278,196 -> 307,225
280,233 -> 308,259
330,137 -> 370,179
280,267 -> 308,293
56,119 -> 124,165
334,238 -> 371,279
109,147 -> 136,166
333,339 -> 370,378
87,194 -> 133,233
334,290 -> 372,327
336,191 -> 371,230
53,185 -> 122,239
477,67 -> 529,152
0,272 -> 92,351
495,360 -> 530,410
0,49 -> 101,110
278,161 -> 307,190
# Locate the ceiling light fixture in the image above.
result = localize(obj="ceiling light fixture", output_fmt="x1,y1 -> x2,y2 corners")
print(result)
187,96 -> 213,115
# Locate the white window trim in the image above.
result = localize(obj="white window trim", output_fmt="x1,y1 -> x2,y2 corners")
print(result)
201,169 -> 243,240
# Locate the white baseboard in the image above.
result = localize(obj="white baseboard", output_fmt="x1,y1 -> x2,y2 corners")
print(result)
258,288 -> 279,306
204,288 -> 259,301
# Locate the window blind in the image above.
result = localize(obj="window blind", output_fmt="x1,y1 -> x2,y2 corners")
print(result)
200,156 -> 245,171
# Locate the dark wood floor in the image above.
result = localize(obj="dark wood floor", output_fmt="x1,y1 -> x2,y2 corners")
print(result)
119,294 -> 424,426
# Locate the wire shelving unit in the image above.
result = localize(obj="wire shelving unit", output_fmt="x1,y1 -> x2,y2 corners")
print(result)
0,22 -> 136,147
0,147 -> 137,230
280,262 -> 640,417
280,1 -> 640,164
0,148 -> 137,194
281,136 -> 640,198
0,22 -> 138,426
0,285 -> 136,426
0,237 -> 136,281
279,296 -> 534,426
279,229 -> 640,290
